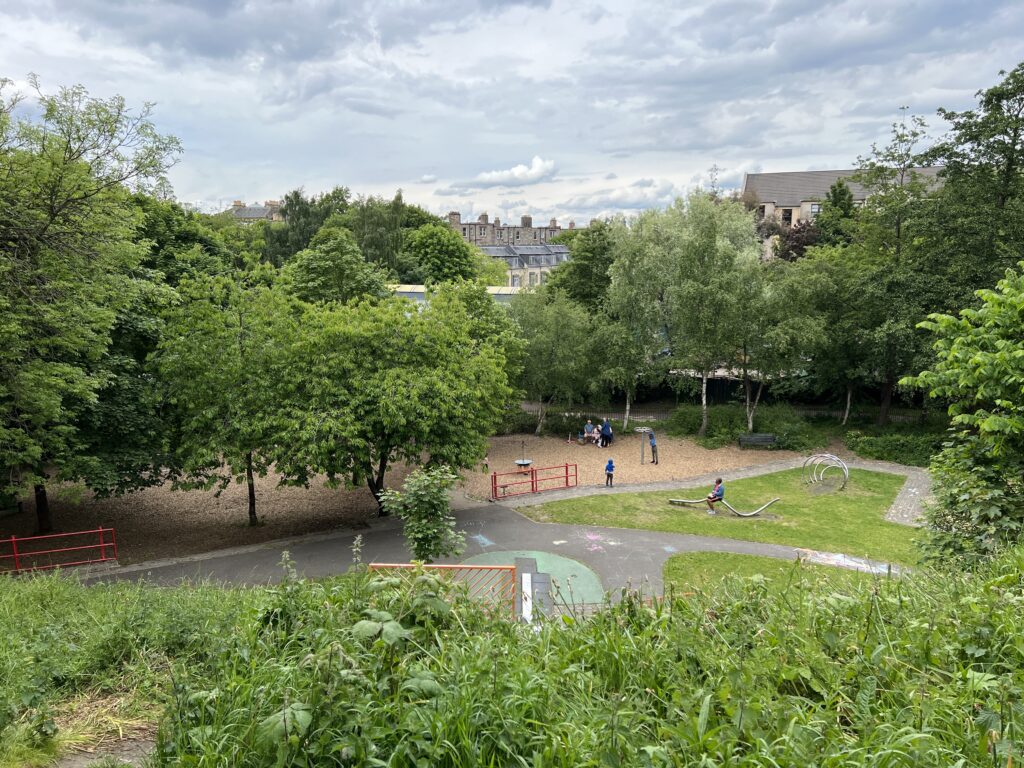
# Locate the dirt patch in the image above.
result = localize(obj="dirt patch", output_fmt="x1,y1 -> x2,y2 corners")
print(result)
2,467 -> 410,565
464,434 -> 798,499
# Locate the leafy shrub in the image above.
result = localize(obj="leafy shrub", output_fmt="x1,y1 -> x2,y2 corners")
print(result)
844,430 -> 944,467
666,403 -> 821,451
492,406 -> 536,435
380,465 -> 464,562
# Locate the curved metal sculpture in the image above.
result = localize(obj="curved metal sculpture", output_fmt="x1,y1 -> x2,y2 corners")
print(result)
802,453 -> 849,490
668,497 -> 781,518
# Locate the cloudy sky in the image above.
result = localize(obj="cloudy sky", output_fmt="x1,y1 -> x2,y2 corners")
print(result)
3,1 -> 1023,223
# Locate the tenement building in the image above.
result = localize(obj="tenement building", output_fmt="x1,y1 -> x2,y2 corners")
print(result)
222,199 -> 284,223
447,211 -> 576,246
479,244 -> 571,287
740,168 -> 942,226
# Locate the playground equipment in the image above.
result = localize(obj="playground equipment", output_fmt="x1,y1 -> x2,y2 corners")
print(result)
634,426 -> 652,463
803,453 -> 849,491
668,497 -> 781,517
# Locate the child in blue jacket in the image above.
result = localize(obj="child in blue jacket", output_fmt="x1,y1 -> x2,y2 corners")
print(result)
605,458 -> 615,487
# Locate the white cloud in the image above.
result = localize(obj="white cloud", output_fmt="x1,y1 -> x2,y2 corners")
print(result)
418,174 -> 437,183
470,155 -> 557,187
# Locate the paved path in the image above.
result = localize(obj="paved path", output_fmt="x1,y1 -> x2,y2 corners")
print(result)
93,466 -> 912,595
499,456 -> 930,526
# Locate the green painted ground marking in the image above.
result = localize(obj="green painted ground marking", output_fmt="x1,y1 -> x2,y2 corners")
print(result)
461,550 -> 606,604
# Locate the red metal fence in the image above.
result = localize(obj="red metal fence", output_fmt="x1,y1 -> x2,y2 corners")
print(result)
0,528 -> 118,574
368,563 -> 516,615
490,463 -> 578,500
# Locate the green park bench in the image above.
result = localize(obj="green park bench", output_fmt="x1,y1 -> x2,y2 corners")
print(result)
738,433 -> 777,449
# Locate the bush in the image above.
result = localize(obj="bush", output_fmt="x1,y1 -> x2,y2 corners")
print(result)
666,403 -> 821,451
380,465 -> 464,562
844,430 -> 944,467
493,406 -> 536,435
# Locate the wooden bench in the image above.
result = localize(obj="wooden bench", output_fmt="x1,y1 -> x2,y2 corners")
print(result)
738,433 -> 777,448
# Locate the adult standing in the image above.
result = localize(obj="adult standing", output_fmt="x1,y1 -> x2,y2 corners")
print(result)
600,418 -> 613,448
649,431 -> 658,465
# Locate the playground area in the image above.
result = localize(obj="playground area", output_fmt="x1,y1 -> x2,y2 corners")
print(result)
461,433 -> 798,500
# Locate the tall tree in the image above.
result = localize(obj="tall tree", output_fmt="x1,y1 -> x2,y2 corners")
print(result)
276,294 -> 512,508
402,223 -> 479,284
263,186 -> 351,267
509,288 -> 596,434
0,78 -> 179,531
155,272 -> 301,526
814,179 -> 856,246
546,220 -> 615,310
283,226 -> 389,304
339,191 -> 442,278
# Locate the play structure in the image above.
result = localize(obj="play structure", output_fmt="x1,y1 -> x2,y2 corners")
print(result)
668,496 -> 780,517
803,453 -> 850,490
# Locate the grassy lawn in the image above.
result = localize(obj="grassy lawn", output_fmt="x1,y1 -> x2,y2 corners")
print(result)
525,467 -> 918,565
663,552 -> 880,593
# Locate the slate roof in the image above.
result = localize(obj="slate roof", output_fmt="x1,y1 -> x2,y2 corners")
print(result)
741,167 -> 943,207
230,205 -> 277,220
480,243 -> 571,269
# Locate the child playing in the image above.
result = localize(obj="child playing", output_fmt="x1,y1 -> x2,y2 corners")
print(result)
706,478 -> 724,514
605,458 -> 615,487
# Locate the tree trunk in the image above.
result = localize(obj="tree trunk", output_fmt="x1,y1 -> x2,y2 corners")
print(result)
369,453 -> 390,516
842,384 -> 852,426
743,343 -> 752,432
877,379 -> 894,427
748,380 -> 764,433
623,391 -> 631,430
245,452 -> 258,526
534,397 -> 552,436
34,483 -> 52,534
698,372 -> 709,437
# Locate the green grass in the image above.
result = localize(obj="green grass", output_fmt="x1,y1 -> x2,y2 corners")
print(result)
663,552 -> 878,593
527,467 -> 918,565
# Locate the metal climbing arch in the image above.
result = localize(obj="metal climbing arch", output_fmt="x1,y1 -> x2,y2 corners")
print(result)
802,454 -> 850,490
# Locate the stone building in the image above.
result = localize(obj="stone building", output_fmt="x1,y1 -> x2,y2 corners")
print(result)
740,168 -> 942,227
223,200 -> 284,223
447,211 -> 576,246
479,244 -> 571,288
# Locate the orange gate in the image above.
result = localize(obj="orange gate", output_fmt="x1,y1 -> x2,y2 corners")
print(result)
490,463 -> 578,500
368,563 -> 516,616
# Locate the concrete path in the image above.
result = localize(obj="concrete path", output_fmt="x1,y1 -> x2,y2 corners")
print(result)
94,486 -> 905,596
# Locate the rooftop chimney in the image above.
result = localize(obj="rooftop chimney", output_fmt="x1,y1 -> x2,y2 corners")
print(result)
549,218 -> 558,228
520,214 -> 533,228
478,212 -> 489,224
447,211 -> 462,225
568,220 -> 576,230
232,200 -> 245,209
494,217 -> 501,226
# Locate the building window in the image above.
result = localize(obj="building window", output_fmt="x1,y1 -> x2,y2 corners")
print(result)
809,203 -> 821,216
528,272 -> 537,286
533,230 -> 538,239
479,227 -> 485,236
757,205 -> 765,219
540,272 -> 547,284
497,230 -> 502,240
511,274 -> 520,287
515,231 -> 520,241
781,208 -> 793,226
462,227 -> 467,236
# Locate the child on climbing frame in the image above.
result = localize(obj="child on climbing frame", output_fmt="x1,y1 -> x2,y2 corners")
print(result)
605,458 -> 615,487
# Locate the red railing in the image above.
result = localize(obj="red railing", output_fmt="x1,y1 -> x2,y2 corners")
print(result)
0,528 -> 118,574
368,563 -> 516,616
490,463 -> 578,500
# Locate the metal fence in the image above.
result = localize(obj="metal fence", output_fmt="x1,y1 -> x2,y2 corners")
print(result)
1,528 -> 118,574
490,463 -> 578,500
367,563 -> 517,616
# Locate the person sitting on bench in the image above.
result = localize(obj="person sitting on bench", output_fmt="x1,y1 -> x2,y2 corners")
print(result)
583,419 -> 598,444
706,478 -> 725,514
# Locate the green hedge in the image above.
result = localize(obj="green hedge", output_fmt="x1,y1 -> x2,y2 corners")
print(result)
666,403 -> 823,451
844,431 -> 944,467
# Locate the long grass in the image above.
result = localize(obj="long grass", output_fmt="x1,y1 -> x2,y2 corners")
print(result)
5,549 -> 1024,766
526,467 -> 918,564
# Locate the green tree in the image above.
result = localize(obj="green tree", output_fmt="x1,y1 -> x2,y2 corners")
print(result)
379,465 -> 464,562
339,191 -> 442,278
814,179 -> 856,245
664,193 -> 759,436
276,294 -> 512,508
922,63 -> 1024,302
402,223 -> 478,284
907,262 -> 1024,560
283,227 -> 389,304
546,220 -> 615,310
155,273 -> 301,526
0,78 -> 179,531
263,186 -> 351,266
509,288 -> 596,434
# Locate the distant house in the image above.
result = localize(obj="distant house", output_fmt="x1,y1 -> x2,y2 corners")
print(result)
741,168 -> 942,227
223,199 -> 283,223
478,243 -> 571,287
448,211 -> 577,246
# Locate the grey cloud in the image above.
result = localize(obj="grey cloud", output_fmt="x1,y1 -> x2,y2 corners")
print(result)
604,172 -> 618,179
